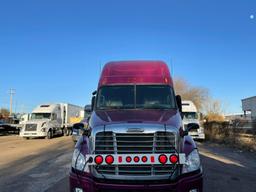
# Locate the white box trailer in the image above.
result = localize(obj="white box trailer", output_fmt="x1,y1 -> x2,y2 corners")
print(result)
20,103 -> 83,139
61,103 -> 84,135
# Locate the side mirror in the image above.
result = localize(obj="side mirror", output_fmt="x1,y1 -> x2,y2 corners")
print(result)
176,95 -> 182,113
73,123 -> 91,137
187,123 -> 200,132
84,105 -> 92,113
73,123 -> 85,130
91,96 -> 96,111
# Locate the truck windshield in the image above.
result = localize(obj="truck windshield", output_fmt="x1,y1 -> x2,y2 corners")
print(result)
31,113 -> 51,120
96,85 -> 176,110
183,112 -> 198,119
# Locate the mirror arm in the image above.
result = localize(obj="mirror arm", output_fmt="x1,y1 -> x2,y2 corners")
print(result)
180,129 -> 188,137
82,128 -> 91,137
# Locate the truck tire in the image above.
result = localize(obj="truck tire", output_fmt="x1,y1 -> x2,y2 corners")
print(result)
61,127 -> 64,136
64,127 -> 69,136
46,129 -> 53,139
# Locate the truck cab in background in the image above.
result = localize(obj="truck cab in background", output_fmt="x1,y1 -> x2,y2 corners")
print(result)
182,101 -> 205,140
19,113 -> 31,125
70,61 -> 203,192
20,104 -> 63,139
19,103 -> 83,139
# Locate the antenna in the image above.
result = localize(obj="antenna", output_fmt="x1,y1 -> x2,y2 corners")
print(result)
99,62 -> 103,75
170,58 -> 174,76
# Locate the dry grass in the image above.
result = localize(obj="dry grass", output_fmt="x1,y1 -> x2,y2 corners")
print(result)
204,122 -> 256,152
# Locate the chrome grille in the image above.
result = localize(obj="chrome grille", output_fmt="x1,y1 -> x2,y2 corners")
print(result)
94,131 -> 176,176
95,132 -> 115,154
116,133 -> 154,154
25,124 -> 37,131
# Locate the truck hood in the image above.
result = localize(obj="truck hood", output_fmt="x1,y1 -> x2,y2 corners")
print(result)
90,109 -> 181,128
24,119 -> 50,124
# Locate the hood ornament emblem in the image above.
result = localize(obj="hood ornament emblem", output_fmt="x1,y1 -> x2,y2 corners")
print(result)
127,128 -> 144,133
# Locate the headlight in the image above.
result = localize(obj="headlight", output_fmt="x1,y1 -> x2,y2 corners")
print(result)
199,128 -> 204,133
71,149 -> 89,172
182,149 -> 201,174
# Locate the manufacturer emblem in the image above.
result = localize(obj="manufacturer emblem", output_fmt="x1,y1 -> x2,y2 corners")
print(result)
127,128 -> 144,133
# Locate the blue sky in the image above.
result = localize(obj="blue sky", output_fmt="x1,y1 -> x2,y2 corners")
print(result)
0,0 -> 255,113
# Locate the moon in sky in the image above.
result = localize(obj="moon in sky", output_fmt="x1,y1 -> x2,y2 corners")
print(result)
250,15 -> 254,19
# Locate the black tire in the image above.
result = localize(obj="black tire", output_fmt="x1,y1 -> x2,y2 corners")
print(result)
47,129 -> 53,139
61,128 -> 65,136
64,127 -> 69,136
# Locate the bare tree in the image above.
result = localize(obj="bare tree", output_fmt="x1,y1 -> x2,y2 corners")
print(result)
204,98 -> 225,122
174,77 -> 208,111
0,108 -> 10,118
174,77 -> 224,121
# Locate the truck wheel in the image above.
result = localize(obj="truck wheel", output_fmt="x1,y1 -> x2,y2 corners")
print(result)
61,128 -> 64,136
47,129 -> 53,139
64,127 -> 69,136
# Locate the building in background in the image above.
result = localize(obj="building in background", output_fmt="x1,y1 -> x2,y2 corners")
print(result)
225,112 -> 251,121
242,96 -> 256,120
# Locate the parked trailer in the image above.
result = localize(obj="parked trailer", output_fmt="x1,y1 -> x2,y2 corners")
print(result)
70,61 -> 203,192
19,103 -> 83,139
61,103 -> 84,136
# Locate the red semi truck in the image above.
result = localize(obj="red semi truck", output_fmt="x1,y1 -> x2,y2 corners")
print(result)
70,61 -> 203,192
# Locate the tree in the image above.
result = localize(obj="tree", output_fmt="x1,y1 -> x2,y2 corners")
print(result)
174,77 -> 209,111
174,77 -> 224,122
204,98 -> 225,122
0,108 -> 10,118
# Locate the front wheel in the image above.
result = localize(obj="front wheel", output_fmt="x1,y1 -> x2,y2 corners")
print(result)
46,129 -> 53,139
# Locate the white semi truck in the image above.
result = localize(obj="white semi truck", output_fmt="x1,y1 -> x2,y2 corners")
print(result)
19,103 -> 83,139
182,100 -> 205,140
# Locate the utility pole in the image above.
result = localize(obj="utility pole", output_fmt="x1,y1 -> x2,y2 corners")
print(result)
9,88 -> 15,116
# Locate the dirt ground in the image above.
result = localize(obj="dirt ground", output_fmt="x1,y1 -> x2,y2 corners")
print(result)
0,135 -> 256,192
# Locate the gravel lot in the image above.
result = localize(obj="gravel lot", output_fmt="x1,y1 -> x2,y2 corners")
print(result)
0,135 -> 255,192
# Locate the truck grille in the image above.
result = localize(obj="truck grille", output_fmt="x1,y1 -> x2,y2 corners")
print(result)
94,131 -> 176,176
25,124 -> 37,131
